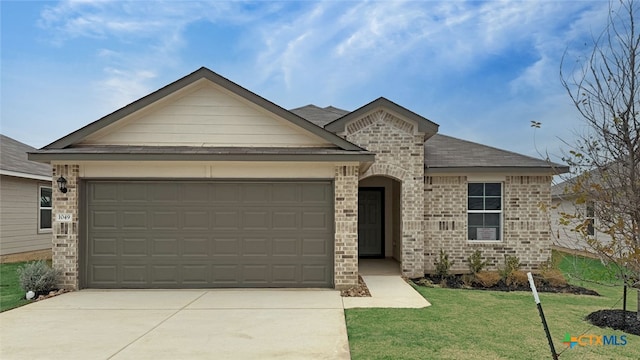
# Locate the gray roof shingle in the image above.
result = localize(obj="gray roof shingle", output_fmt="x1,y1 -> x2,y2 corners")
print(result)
291,105 -> 565,172
425,134 -> 566,171
1,135 -> 51,178
289,105 -> 348,127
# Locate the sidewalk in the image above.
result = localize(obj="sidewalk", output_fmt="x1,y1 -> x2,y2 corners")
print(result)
343,259 -> 431,309
342,275 -> 431,309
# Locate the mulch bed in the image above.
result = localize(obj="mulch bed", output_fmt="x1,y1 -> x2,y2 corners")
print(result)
586,310 -> 640,336
341,275 -> 371,297
27,289 -> 70,301
414,274 -> 600,296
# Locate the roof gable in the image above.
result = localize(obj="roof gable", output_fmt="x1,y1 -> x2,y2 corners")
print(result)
0,135 -> 51,179
78,82 -> 334,148
43,67 -> 363,151
324,97 -> 439,139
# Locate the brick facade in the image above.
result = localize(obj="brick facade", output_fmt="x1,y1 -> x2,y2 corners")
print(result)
51,164 -> 80,289
424,175 -> 552,273
47,114 -> 553,289
343,110 -> 426,277
334,165 -> 360,289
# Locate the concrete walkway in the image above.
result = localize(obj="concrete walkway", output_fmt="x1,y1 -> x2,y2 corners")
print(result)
0,289 -> 350,360
343,275 -> 431,309
344,258 -> 431,309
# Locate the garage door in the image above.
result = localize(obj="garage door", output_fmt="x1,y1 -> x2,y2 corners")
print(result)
84,181 -> 334,288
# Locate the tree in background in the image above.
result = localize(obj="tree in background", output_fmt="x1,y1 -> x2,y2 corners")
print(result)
560,0 -> 640,318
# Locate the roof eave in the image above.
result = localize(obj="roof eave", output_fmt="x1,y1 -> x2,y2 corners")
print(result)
28,152 -> 376,163
0,169 -> 51,181
425,166 -> 569,175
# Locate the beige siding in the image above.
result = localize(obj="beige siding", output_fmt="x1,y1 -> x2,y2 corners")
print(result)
0,176 -> 52,255
80,84 -> 332,147
551,198 -> 609,252
76,161 -> 336,178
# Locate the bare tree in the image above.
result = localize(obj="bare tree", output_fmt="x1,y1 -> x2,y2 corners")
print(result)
560,0 -> 640,318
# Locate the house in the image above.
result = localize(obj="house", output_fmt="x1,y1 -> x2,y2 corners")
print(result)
28,67 -> 567,290
0,135 -> 52,262
550,169 -> 623,256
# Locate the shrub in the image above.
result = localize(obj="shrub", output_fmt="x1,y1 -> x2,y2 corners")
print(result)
17,260 -> 61,293
434,249 -> 454,279
414,278 -> 435,288
467,250 -> 488,275
461,274 -> 475,287
475,271 -> 501,287
506,270 -> 529,287
541,269 -> 568,287
499,255 -> 521,280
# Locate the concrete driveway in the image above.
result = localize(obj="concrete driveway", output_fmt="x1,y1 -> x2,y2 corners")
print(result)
0,289 -> 350,360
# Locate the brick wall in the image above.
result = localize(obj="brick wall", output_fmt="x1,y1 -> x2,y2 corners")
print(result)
424,175 -> 552,273
344,110 -> 425,277
334,165 -> 359,289
52,164 -> 80,289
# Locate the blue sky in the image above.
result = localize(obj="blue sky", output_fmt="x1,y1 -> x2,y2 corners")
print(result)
1,1 -> 610,162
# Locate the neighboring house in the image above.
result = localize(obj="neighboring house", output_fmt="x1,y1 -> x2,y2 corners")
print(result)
0,135 -> 52,260
551,176 -> 612,254
28,67 -> 567,290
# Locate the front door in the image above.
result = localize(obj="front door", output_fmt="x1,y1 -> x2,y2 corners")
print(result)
358,188 -> 384,258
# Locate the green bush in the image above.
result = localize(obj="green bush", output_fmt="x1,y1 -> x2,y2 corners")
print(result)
17,260 -> 61,293
499,255 -> 521,280
467,250 -> 488,274
434,249 -> 454,278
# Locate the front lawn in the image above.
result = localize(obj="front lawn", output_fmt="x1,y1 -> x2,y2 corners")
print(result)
345,252 -> 640,359
0,262 -> 29,312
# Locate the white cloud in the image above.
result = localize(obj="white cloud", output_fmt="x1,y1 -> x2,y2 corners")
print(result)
95,67 -> 157,110
5,0 -> 614,157
36,1 -> 243,110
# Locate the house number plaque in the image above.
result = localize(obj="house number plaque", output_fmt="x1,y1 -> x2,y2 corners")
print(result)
56,213 -> 72,222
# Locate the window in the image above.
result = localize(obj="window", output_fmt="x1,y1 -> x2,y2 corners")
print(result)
39,186 -> 52,231
586,201 -> 595,236
468,183 -> 502,241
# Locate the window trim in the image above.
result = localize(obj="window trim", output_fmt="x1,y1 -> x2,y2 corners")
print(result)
586,201 -> 595,236
38,185 -> 52,233
467,182 -> 503,242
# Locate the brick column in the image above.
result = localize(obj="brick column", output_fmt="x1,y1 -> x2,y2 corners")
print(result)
399,134 -> 425,278
52,164 -> 80,290
334,165 -> 359,289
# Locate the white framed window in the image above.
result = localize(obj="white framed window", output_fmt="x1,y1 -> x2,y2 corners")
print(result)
39,186 -> 52,232
586,201 -> 595,236
468,182 -> 502,241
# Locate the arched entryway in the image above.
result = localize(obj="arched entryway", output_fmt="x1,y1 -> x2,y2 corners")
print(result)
358,175 -> 402,264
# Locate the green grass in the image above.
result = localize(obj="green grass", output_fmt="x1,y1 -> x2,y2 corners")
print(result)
556,250 -> 629,285
346,251 -> 640,359
0,262 -> 29,312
